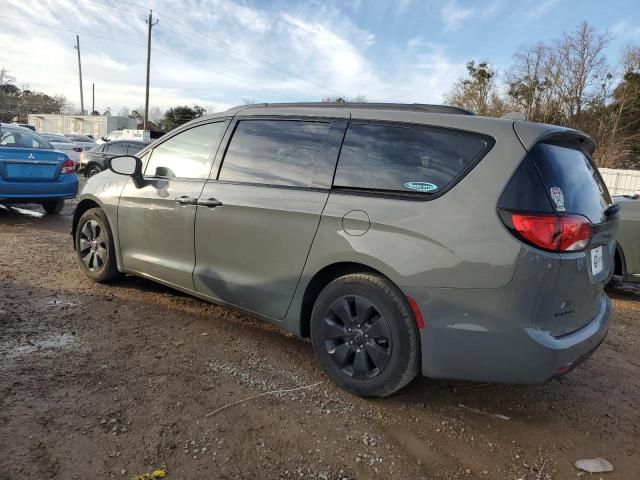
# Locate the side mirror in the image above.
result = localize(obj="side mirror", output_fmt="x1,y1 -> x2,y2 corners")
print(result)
108,155 -> 142,177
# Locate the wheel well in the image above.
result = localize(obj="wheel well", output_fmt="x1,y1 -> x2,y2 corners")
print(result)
299,262 -> 385,338
71,199 -> 101,245
614,246 -> 624,276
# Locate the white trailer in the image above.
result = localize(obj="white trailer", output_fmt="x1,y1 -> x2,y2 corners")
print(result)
27,114 -> 137,140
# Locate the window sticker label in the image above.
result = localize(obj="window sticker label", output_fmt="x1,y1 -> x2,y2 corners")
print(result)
404,181 -> 438,193
549,186 -> 565,211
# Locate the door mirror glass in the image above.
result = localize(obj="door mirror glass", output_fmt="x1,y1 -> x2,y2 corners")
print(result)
109,155 -> 141,176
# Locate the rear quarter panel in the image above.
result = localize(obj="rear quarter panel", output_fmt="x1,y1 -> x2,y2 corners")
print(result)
299,114 -> 526,292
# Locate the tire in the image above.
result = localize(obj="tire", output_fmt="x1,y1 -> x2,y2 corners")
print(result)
310,273 -> 420,397
85,165 -> 102,178
42,200 -> 64,214
75,208 -> 121,283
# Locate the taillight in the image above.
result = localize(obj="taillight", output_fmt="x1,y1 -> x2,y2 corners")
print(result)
61,159 -> 76,174
501,211 -> 592,252
73,147 -> 83,152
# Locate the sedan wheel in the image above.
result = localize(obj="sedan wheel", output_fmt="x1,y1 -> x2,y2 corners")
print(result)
78,220 -> 108,271
75,208 -> 121,282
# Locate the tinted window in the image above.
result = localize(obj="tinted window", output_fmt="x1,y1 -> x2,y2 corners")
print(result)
105,142 -> 128,155
334,123 -> 488,195
127,143 -> 144,155
219,120 -> 331,187
145,122 -> 226,179
530,143 -> 612,224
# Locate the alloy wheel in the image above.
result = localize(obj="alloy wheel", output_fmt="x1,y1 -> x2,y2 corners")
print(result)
78,220 -> 107,271
321,295 -> 392,379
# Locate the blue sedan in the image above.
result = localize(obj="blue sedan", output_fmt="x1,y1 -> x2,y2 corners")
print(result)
0,124 -> 78,214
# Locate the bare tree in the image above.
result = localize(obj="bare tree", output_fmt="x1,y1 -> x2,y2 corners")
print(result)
445,61 -> 509,116
118,106 -> 131,118
555,22 -> 610,123
0,66 -> 16,86
149,106 -> 164,124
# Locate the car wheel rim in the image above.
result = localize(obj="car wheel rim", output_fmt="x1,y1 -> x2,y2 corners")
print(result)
79,220 -> 107,271
321,295 -> 392,380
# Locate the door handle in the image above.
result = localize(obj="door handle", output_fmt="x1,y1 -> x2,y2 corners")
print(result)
197,197 -> 223,208
175,195 -> 196,205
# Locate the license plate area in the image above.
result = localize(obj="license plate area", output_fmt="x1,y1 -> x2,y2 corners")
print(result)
5,162 -> 58,180
590,245 -> 603,276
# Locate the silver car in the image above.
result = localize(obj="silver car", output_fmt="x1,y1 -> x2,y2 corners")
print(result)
614,193 -> 640,283
71,103 -> 618,397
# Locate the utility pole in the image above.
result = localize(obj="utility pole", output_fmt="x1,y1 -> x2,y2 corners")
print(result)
92,83 -> 95,114
144,10 -> 158,130
74,35 -> 85,115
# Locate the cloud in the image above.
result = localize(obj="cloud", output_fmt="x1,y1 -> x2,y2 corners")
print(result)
527,0 -> 559,20
0,0 -> 466,115
441,1 -> 475,32
611,20 -> 640,41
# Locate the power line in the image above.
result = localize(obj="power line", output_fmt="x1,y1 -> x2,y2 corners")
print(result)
0,15 -> 295,102
0,15 -> 148,48
156,22 -> 345,98
79,0 -> 346,98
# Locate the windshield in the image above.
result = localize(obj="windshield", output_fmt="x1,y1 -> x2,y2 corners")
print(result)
0,126 -> 52,149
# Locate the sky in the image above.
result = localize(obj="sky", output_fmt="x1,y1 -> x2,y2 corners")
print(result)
1,0 -> 639,115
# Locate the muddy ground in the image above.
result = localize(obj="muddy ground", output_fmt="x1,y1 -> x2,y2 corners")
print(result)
1,193 -> 639,480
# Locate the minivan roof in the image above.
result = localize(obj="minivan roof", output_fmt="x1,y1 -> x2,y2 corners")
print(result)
218,102 -> 473,117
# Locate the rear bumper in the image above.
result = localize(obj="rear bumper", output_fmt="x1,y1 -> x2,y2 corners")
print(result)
0,174 -> 78,202
406,286 -> 610,384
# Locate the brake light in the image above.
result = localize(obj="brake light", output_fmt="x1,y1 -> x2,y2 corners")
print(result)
61,159 -> 76,174
506,212 -> 592,252
73,147 -> 83,152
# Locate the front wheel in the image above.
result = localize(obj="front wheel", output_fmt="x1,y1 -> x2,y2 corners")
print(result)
42,200 -> 64,214
75,208 -> 121,282
310,273 -> 420,397
85,165 -> 102,178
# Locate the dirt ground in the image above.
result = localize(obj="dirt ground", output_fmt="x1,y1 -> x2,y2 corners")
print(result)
1,193 -> 639,480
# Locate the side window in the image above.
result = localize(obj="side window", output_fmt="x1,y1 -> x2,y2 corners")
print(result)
219,120 -> 331,188
105,143 -> 128,155
334,123 -> 489,195
144,122 -> 226,179
126,143 -> 143,155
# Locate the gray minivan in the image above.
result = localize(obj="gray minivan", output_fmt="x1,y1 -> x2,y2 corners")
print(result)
72,103 -> 617,397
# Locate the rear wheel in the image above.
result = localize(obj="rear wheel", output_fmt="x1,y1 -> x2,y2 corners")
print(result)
75,208 -> 121,282
85,165 -> 102,178
310,273 -> 420,397
42,200 -> 64,214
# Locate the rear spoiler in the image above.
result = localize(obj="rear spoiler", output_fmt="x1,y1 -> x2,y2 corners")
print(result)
539,131 -> 596,156
513,122 -> 597,156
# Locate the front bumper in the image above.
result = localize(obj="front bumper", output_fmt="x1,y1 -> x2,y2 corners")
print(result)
405,286 -> 610,384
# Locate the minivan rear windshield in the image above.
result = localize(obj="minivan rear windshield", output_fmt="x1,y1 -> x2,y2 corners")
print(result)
530,142 -> 612,224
